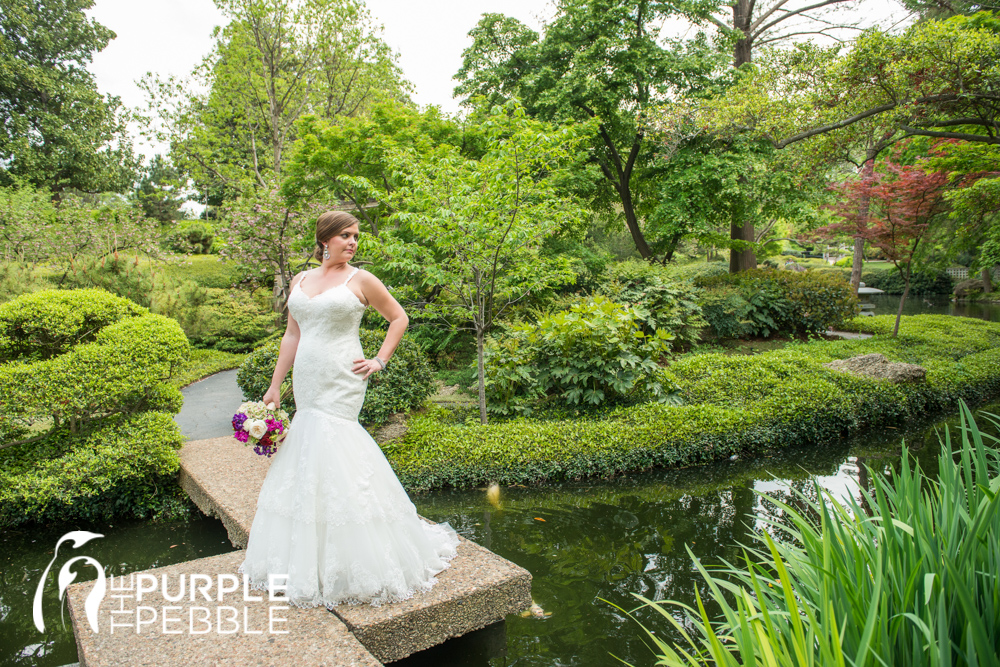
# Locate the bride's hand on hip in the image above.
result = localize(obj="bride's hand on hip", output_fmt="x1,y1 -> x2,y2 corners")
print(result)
352,358 -> 381,380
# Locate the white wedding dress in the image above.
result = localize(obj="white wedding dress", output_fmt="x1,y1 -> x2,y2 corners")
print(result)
236,266 -> 459,609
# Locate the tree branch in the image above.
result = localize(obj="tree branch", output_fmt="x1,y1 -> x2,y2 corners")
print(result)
898,125 -> 1000,145
752,0 -> 854,40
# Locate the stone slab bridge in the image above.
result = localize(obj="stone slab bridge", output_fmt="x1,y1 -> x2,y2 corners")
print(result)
66,436 -> 532,666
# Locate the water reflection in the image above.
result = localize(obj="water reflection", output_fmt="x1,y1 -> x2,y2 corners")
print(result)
868,294 -> 1000,322
405,401 -> 1000,667
2,404 -> 998,667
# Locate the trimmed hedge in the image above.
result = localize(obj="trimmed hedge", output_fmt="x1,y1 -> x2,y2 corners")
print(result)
0,288 -> 146,361
385,315 -> 1000,491
0,310 -> 189,441
0,412 -> 190,530
861,268 -> 953,295
0,289 -> 194,529
696,268 -> 859,337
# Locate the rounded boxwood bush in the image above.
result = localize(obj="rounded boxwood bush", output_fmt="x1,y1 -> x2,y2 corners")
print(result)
237,328 -> 434,428
0,288 -> 146,362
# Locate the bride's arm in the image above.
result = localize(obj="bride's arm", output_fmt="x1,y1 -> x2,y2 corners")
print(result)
352,270 -> 408,379
263,273 -> 305,407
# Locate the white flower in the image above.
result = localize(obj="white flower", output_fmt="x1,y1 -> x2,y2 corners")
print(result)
247,419 -> 268,439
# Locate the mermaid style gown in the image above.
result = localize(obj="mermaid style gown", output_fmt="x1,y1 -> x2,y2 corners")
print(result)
236,266 -> 459,609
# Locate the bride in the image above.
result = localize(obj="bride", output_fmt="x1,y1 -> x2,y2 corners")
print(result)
236,210 -> 459,609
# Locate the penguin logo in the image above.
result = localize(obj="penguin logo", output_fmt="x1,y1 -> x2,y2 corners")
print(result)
33,531 -> 106,634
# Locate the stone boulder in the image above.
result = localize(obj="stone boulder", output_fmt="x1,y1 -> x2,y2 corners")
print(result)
953,278 -> 985,298
822,353 -> 926,383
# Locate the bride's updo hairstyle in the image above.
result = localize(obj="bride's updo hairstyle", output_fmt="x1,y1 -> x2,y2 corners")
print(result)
314,211 -> 361,261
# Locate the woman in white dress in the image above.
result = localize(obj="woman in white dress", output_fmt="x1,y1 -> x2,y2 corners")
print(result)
237,211 -> 459,609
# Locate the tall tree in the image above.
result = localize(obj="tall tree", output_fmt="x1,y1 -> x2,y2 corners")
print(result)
688,12 -> 1000,275
0,0 -> 138,193
140,0 -> 407,199
134,155 -> 185,223
690,0 -> 892,272
453,1 -> 724,262
380,102 -> 586,424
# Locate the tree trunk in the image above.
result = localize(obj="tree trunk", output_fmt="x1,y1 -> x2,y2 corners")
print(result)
477,329 -> 488,425
729,218 -> 757,273
851,236 -> 865,294
851,157 -> 877,294
272,268 -> 287,313
732,0 -> 752,67
620,184 -> 653,259
982,266 -> 993,294
894,265 -> 912,337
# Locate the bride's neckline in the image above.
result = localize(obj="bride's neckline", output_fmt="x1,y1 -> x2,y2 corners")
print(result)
295,267 -> 363,305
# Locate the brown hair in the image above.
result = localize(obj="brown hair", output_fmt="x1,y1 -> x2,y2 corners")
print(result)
313,211 -> 360,261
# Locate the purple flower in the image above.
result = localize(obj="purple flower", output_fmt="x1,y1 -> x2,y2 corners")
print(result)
232,413 -> 248,431
234,430 -> 249,443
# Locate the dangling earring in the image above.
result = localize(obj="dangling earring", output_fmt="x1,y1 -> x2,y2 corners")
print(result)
323,244 -> 329,260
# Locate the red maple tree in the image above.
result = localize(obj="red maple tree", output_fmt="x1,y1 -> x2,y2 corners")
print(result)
820,160 -> 950,336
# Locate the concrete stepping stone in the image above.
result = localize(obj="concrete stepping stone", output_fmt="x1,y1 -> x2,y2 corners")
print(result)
177,435 -> 532,663
66,550 -> 381,667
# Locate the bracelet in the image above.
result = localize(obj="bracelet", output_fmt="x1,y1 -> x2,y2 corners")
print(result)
374,356 -> 386,370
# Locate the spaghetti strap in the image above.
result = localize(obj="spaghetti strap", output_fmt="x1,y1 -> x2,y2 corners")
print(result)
344,267 -> 360,285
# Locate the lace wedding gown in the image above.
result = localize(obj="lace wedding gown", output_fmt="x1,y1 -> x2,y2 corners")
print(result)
236,266 -> 459,609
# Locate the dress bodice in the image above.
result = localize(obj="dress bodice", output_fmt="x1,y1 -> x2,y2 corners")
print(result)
288,267 -> 368,422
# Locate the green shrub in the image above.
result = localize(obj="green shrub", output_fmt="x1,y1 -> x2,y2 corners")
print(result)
696,268 -> 859,337
236,328 -> 435,428
622,401 -> 1000,666
862,267 -> 953,295
59,254 -> 158,307
358,328 -> 436,427
595,262 -> 706,348
0,412 -> 192,530
0,289 -> 196,529
833,255 -> 852,267
0,262 -> 47,303
162,220 -> 216,254
0,290 -> 189,444
385,315 -> 1000,491
183,288 -> 281,353
1,312 -> 189,437
661,261 -> 729,283
484,295 -> 675,416
0,288 -> 145,362
699,284 -> 789,339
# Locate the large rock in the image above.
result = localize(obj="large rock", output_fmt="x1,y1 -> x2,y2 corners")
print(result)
954,278 -> 985,298
822,353 -> 926,383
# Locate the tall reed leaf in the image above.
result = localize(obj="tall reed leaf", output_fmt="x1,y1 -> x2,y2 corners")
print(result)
616,401 -> 1000,667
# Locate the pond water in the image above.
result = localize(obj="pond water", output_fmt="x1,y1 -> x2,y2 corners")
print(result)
4,401 -> 998,667
866,293 -> 1000,322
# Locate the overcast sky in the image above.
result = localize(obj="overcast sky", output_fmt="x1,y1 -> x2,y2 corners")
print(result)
86,0 -> 910,166
86,0 -> 562,162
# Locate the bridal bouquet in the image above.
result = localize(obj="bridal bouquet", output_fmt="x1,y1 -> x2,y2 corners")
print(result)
232,401 -> 291,457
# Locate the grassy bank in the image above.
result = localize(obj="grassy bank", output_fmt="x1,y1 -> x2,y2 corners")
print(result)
386,315 -> 1000,491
